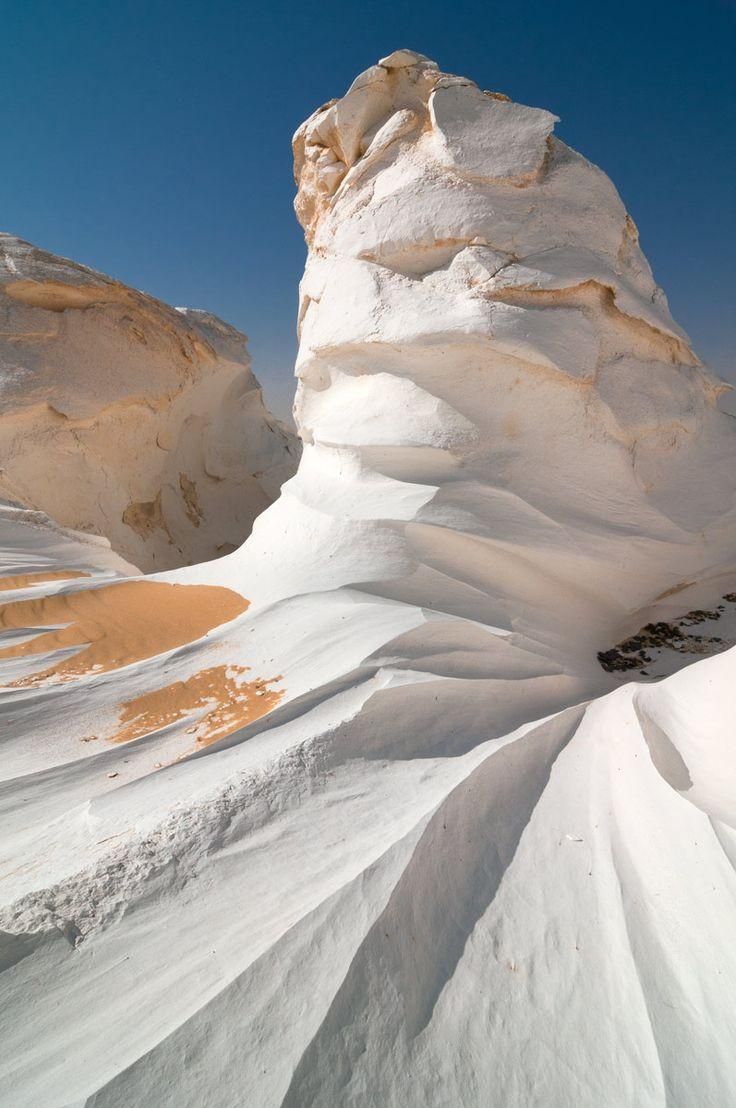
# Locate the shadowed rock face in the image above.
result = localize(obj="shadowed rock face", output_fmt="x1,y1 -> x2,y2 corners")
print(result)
1,51 -> 736,1108
0,234 -> 300,570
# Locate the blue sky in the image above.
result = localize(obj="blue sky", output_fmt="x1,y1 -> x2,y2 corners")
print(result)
2,0 -> 734,419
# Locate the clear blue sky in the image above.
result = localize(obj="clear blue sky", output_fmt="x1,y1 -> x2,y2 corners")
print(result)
2,0 -> 734,419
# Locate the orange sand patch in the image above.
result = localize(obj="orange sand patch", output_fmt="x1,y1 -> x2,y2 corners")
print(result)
0,570 -> 89,591
0,580 -> 249,687
110,665 -> 283,747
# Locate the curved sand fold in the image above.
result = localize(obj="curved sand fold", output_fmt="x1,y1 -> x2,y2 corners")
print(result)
1,49 -> 735,1107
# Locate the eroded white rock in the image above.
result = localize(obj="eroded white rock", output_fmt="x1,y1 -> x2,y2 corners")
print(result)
378,48 -> 438,69
429,82 -> 557,182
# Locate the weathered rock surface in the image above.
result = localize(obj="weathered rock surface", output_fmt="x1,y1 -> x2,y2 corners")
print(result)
1,53 -> 735,1108
0,234 -> 299,570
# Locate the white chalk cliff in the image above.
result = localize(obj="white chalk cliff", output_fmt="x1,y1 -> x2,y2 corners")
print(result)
0,234 -> 299,571
1,51 -> 736,1107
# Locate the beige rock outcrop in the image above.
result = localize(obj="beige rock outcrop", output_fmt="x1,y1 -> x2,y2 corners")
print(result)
0,234 -> 299,570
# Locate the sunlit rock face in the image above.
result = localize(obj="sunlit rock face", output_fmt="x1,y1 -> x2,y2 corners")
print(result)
2,52 -> 736,1108
0,234 -> 299,570
287,47 -> 736,664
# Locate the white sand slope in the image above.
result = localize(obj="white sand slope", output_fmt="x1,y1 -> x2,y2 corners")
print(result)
0,50 -> 735,1107
0,235 -> 300,570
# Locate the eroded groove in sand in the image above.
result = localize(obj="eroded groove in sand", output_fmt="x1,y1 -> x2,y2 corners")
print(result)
110,664 -> 283,746
0,580 -> 249,686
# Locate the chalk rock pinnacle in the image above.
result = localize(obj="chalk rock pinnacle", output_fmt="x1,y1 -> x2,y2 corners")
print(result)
285,50 -> 735,667
2,54 -> 736,1107
0,234 -> 299,570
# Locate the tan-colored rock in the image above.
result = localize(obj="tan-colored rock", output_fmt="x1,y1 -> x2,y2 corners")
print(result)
0,235 -> 299,570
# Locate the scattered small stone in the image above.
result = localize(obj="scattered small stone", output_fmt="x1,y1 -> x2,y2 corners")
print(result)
106,771 -> 118,779
680,609 -> 720,625
57,920 -> 83,948
598,604 -> 734,674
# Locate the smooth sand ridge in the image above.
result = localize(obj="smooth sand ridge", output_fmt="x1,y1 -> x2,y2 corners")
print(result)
0,579 -> 249,685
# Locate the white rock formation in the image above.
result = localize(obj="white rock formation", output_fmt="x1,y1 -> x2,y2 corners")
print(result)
1,52 -> 736,1107
0,234 -> 299,571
